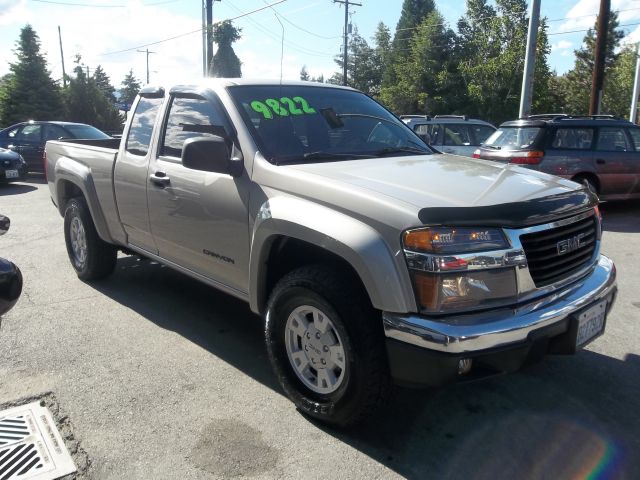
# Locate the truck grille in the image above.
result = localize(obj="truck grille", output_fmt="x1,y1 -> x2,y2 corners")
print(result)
520,213 -> 598,287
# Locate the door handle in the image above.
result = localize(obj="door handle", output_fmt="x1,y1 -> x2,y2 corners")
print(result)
596,158 -> 606,165
149,171 -> 170,186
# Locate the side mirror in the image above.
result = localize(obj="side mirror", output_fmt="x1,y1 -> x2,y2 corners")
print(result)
182,136 -> 241,177
0,215 -> 9,236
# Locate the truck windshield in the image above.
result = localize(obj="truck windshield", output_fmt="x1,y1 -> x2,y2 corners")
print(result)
483,127 -> 541,150
228,85 -> 431,164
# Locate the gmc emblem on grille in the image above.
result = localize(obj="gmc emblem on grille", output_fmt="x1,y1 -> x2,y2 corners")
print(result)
557,232 -> 587,255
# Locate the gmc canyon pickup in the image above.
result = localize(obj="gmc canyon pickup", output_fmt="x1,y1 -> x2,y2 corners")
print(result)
46,80 -> 617,426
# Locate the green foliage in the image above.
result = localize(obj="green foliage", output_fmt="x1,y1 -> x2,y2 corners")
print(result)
211,21 -> 242,78
383,0 -> 437,87
551,12 -> 625,115
601,45 -> 636,118
456,0 -> 552,124
119,70 -> 142,106
93,65 -> 117,103
380,10 -> 456,114
63,59 -> 122,131
300,65 -> 310,81
0,25 -> 63,127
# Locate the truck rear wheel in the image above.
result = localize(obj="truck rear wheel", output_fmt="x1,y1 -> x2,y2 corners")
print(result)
63,197 -> 117,280
265,265 -> 391,426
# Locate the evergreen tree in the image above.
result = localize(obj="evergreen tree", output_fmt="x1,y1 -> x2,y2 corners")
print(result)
93,65 -> 116,103
380,10 -> 456,113
119,70 -> 142,107
63,58 -> 122,131
333,27 -> 379,95
211,21 -> 242,78
383,0 -> 437,86
0,25 -> 63,126
300,66 -> 310,81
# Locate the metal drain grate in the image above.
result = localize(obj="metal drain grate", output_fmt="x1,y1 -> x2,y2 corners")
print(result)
0,402 -> 76,480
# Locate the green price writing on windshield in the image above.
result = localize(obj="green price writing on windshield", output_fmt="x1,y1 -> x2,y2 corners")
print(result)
250,96 -> 316,119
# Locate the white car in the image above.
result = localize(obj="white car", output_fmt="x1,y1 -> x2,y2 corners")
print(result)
401,115 -> 496,157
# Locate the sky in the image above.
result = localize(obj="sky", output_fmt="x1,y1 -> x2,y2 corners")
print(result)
2,0 -> 640,90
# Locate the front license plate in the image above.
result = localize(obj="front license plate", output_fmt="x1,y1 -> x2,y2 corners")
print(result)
5,169 -> 18,179
575,300 -> 607,348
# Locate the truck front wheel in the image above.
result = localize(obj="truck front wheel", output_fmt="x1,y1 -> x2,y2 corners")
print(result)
265,265 -> 391,426
63,197 -> 117,280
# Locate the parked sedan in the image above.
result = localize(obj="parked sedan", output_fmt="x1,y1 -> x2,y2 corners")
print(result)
0,121 -> 111,173
0,147 -> 28,183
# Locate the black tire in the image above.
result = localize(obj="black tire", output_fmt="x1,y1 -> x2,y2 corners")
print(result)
265,265 -> 392,427
63,197 -> 117,280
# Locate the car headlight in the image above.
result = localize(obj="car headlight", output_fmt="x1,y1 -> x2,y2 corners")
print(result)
403,227 -> 523,314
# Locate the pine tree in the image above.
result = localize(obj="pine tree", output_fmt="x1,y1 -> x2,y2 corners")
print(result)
93,65 -> 116,103
300,66 -> 310,81
63,58 -> 122,132
119,70 -> 142,107
383,0 -> 437,87
0,25 -> 63,126
211,21 -> 242,78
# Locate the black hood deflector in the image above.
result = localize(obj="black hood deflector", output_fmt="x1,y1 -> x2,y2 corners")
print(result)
418,189 -> 598,228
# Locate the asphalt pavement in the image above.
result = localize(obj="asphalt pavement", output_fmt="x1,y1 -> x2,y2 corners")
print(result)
1,178 -> 639,479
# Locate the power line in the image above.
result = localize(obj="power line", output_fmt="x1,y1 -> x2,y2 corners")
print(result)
224,2 -> 336,57
99,0 -> 289,56
31,0 -> 179,7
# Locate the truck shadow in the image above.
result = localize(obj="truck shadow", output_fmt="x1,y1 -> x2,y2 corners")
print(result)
88,256 -> 639,479
600,199 -> 640,233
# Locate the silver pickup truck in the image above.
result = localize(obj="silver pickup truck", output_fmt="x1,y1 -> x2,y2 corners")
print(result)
46,80 -> 617,426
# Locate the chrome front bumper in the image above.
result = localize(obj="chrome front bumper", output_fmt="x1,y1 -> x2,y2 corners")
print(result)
383,255 -> 617,355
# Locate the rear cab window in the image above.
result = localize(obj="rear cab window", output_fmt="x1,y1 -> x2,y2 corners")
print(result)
126,97 -> 163,156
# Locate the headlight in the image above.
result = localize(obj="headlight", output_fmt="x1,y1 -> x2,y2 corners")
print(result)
403,227 -> 522,314
411,269 -> 517,313
404,227 -> 509,253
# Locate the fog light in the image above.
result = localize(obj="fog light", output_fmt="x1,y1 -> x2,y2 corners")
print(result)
458,358 -> 473,375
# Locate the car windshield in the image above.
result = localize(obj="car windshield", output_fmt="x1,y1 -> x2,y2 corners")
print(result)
483,127 -> 541,150
228,85 -> 431,164
65,124 -> 111,139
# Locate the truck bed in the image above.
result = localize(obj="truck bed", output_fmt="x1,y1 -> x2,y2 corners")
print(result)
45,137 -> 124,246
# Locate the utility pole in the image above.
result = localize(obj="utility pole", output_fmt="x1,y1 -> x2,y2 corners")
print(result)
137,48 -> 155,84
518,0 -> 541,119
58,26 -> 67,88
202,0 -> 206,77
206,0 -> 221,76
333,0 -> 361,86
590,0 -> 610,115
630,44 -> 640,123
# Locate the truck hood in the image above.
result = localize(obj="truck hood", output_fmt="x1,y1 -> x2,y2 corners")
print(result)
263,153 -> 593,229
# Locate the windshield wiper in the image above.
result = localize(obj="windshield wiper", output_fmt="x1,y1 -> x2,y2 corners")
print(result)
302,151 -> 374,161
483,145 -> 501,150
372,146 -> 429,157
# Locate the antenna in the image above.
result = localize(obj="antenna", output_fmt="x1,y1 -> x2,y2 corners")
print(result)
263,0 -> 284,83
